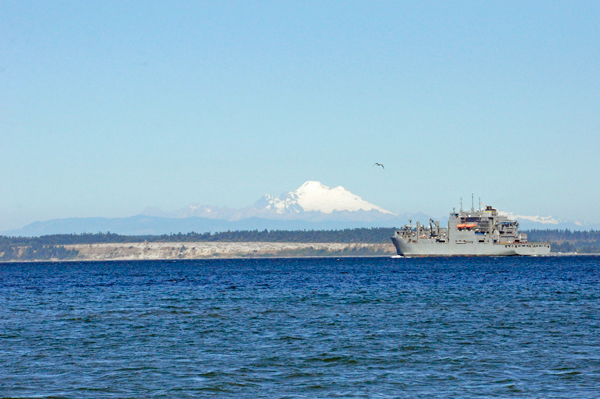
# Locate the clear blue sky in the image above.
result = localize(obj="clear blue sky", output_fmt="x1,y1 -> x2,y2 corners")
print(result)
1,1 -> 599,229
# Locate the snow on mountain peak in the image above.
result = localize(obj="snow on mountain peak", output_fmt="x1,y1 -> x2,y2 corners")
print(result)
498,211 -> 559,225
263,181 -> 395,215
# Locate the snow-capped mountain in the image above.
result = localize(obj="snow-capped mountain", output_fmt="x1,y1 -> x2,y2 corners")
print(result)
142,181 -> 396,222
254,181 -> 396,215
499,211 -> 560,225
7,181 -> 597,236
497,211 -> 591,230
139,181 -> 587,228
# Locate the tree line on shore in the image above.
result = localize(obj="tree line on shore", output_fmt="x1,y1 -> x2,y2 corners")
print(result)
0,228 -> 399,246
526,229 -> 600,253
0,228 -> 398,261
1,228 -> 599,260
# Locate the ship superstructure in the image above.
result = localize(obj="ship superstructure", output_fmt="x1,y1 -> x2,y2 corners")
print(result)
391,205 -> 551,256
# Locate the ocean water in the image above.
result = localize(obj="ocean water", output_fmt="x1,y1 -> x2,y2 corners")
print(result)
1,256 -> 599,398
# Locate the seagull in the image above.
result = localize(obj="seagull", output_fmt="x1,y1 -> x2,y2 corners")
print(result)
373,163 -> 384,169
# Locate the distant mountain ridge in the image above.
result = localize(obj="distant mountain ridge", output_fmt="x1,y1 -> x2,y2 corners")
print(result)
4,215 -> 419,237
3,181 -> 597,237
141,181 -> 396,222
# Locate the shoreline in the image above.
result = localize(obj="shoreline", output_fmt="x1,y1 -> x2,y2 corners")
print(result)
0,241 -> 594,263
0,242 -> 395,262
67,241 -> 396,261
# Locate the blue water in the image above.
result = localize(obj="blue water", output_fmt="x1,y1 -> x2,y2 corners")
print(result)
1,256 -> 600,398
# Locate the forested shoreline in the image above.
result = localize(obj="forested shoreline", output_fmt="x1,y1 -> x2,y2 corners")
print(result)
526,230 -> 600,254
0,228 -> 399,246
1,228 -> 599,261
0,228 -> 397,261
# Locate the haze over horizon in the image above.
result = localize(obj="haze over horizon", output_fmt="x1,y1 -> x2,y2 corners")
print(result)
2,1 -> 599,231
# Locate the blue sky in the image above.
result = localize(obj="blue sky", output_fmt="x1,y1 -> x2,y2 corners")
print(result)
1,1 -> 599,230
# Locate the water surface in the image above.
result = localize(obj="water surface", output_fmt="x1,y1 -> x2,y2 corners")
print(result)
1,256 -> 599,397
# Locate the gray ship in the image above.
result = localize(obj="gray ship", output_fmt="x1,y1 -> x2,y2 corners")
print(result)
391,205 -> 551,256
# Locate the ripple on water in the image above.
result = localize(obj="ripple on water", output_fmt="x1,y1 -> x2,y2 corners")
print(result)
1,256 -> 600,397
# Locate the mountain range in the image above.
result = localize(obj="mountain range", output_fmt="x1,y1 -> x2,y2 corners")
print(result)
141,181 -> 396,222
3,181 -> 595,236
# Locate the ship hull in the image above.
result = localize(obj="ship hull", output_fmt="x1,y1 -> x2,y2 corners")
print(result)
391,236 -> 551,257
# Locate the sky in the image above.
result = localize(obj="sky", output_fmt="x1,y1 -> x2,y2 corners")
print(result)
1,1 -> 599,230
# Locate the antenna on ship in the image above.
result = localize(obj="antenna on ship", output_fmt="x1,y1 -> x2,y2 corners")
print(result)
460,197 -> 462,212
471,194 -> 474,212
479,197 -> 481,212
